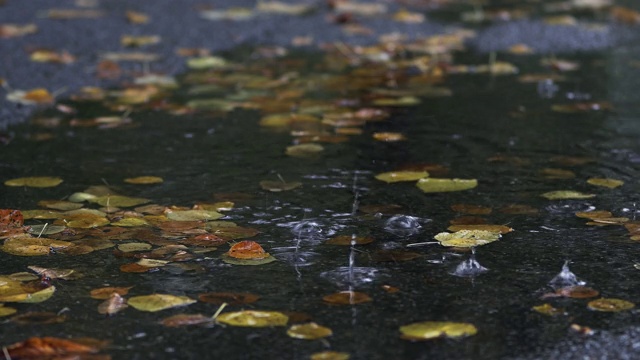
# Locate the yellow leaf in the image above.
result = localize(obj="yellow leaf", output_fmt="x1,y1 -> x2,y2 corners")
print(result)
111,217 -> 149,227
416,178 -> 477,193
18,285 -> 56,303
287,322 -> 333,340
117,243 -> 152,252
165,209 -> 224,221
216,310 -> 289,327
2,237 -> 72,256
532,303 -> 565,316
0,306 -> 17,317
4,176 -> 63,188
587,298 -> 635,312
587,178 -> 624,189
375,171 -> 429,183
400,321 -> 477,340
372,132 -> 405,142
541,190 -> 596,200
89,195 -> 150,207
447,224 -> 513,234
310,351 -> 350,360
128,294 -> 196,312
434,230 -> 500,247
124,176 -> 164,184
286,143 -> 324,157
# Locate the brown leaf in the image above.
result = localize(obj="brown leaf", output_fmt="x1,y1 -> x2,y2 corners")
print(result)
450,204 -> 492,215
90,286 -> 133,300
5,336 -> 103,358
226,241 -> 269,259
323,291 -> 372,305
160,314 -> 213,327
10,312 -> 66,325
198,292 -> 260,305
0,209 -> 24,227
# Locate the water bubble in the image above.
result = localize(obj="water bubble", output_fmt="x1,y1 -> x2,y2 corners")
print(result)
451,252 -> 488,277
545,202 -> 595,214
548,260 -> 585,290
384,215 -> 423,237
272,251 -> 320,266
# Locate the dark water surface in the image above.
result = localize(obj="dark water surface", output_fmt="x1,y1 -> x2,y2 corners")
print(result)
3,43 -> 640,359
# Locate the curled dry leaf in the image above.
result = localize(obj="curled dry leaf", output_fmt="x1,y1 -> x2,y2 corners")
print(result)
216,310 -> 289,327
98,293 -> 128,315
226,240 -> 269,259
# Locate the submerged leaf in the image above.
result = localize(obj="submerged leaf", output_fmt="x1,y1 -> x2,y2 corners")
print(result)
161,313 -> 213,327
322,291 -> 372,305
124,176 -> 164,184
400,321 -> 477,340
587,178 -> 624,189
216,310 -> 289,327
416,178 -> 478,193
165,209 -> 224,221
532,303 -> 565,316
198,292 -> 259,305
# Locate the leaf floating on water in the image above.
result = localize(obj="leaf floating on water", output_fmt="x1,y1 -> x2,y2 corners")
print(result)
3,336 -> 106,359
98,293 -> 128,315
416,178 -> 478,193
90,286 -> 133,300
372,96 -> 421,107
120,263 -> 156,273
540,168 -> 576,179
28,266 -> 79,280
532,303 -> 565,316
372,132 -> 406,142
128,294 -> 196,312
555,286 -> 600,299
37,200 -> 83,211
551,102 -> 612,113
10,311 -> 66,325
0,305 -> 17,317
4,176 -> 62,188
499,204 -> 539,215
0,209 -> 24,227
111,217 -> 149,227
399,321 -> 477,340
118,242 -> 152,252
286,143 -> 324,157
451,204 -> 492,215
325,235 -> 374,245
6,88 -> 55,105
310,351 -> 351,360
287,322 -> 333,340
375,171 -> 428,183
434,230 -> 501,248
541,190 -> 596,200
322,291 -> 372,305
587,298 -> 635,312
165,209 -> 224,221
256,1 -> 313,15
587,178 -> 624,189
124,176 -> 164,184
198,292 -> 259,305
447,224 -> 513,234
89,195 -> 150,208
575,210 -> 613,219
2,237 -> 72,256
161,313 -> 213,327
216,310 -> 289,327
259,180 -> 302,192
226,240 -> 269,259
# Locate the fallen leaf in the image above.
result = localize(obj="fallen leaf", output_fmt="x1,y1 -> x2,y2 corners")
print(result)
6,88 -> 55,105
38,200 -> 83,211
126,10 -> 150,24
372,132 -> 406,142
286,143 -> 324,157
118,242 -> 152,252
540,168 -> 576,179
10,312 -> 66,325
160,313 -> 213,327
434,230 -> 501,247
587,298 -> 634,312
124,176 -> 163,184
128,294 -> 196,312
323,291 -> 372,305
532,303 -> 565,316
416,178 -> 478,193
165,209 -> 224,221
226,240 -> 269,259
0,209 -> 24,226
541,190 -> 596,200
120,263 -> 156,273
3,336 -> 103,358
4,176 -> 62,188
198,292 -> 259,305
2,236 -> 72,256
325,235 -> 374,245
587,178 -> 624,189
447,224 -> 513,234
310,351 -> 350,360
216,310 -> 289,327
450,204 -> 492,215
88,195 -> 150,208
121,35 -> 161,47
555,286 -> 600,299
0,23 -> 37,38
287,322 -> 333,340
375,171 -> 428,183
0,305 -> 17,317
256,1 -> 312,15
90,286 -> 133,300
400,321 -> 477,340
575,210 -> 613,219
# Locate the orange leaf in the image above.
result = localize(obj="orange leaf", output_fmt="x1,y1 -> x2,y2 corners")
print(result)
23,88 -> 54,104
0,209 -> 24,227
226,240 -> 269,259
5,336 -> 101,358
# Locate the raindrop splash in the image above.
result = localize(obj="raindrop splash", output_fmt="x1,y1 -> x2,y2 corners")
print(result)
384,215 -> 423,237
548,260 -> 585,290
451,249 -> 488,277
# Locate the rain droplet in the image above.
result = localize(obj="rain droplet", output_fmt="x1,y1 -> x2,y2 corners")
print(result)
451,251 -> 488,277
384,215 -> 423,237
548,260 -> 585,290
